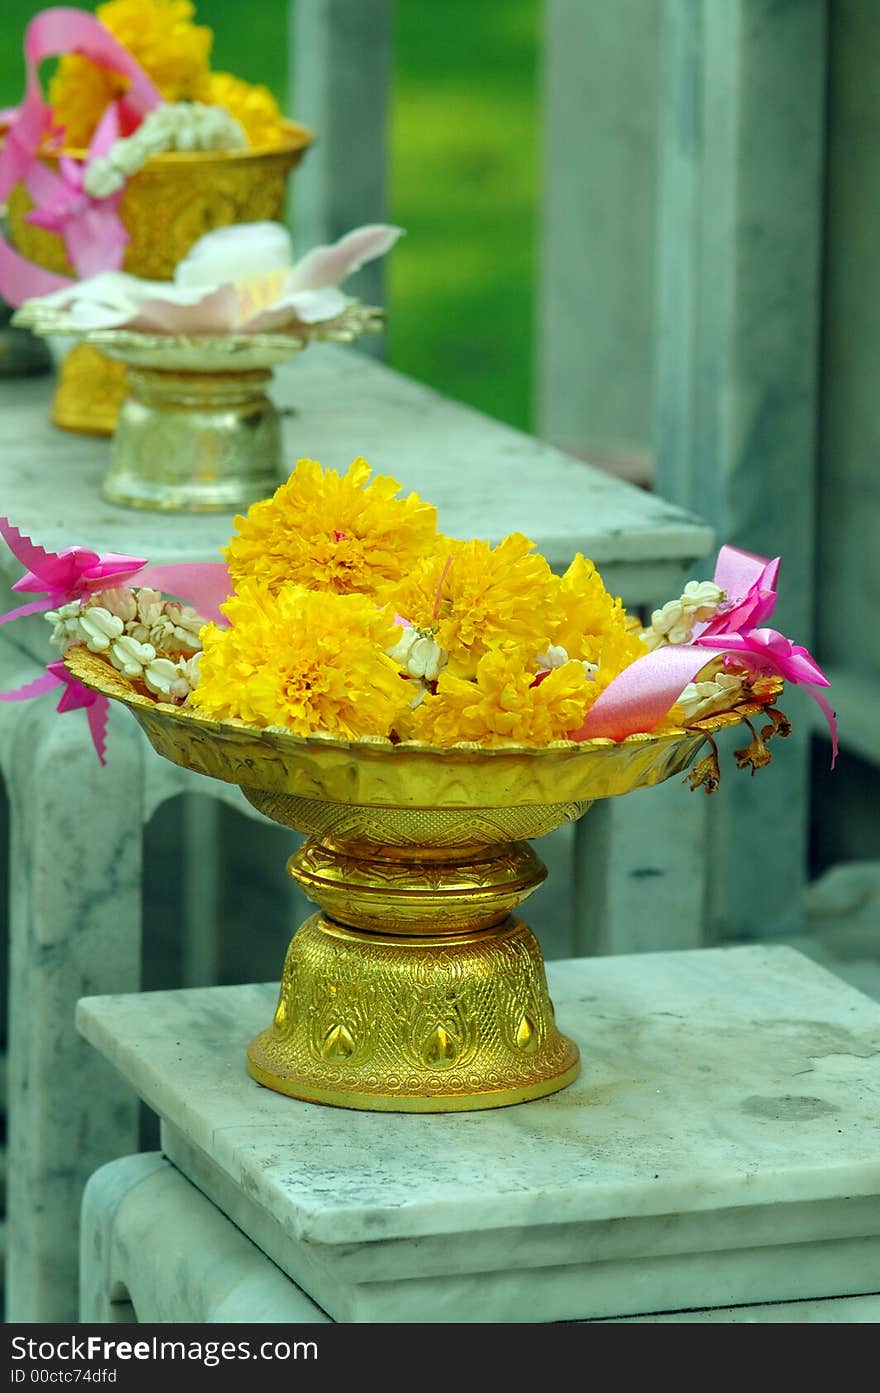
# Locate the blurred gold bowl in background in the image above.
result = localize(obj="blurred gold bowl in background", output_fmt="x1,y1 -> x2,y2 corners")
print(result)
4,119 -> 313,435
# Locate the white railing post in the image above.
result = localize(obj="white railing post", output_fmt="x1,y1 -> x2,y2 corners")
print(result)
289,0 -> 393,345
655,0 -> 827,940
537,0 -> 662,479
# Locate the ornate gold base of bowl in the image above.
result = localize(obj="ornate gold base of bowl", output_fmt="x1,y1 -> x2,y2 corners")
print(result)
65,648 -> 783,1113
14,309 -> 383,512
248,914 -> 580,1112
50,345 -> 128,437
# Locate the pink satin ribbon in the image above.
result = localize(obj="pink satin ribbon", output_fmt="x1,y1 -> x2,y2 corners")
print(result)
0,6 -> 161,305
572,545 -> 837,765
0,516 -> 231,761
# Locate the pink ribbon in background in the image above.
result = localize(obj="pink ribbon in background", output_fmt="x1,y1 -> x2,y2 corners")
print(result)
572,544 -> 837,766
0,6 -> 161,305
0,517 -> 231,762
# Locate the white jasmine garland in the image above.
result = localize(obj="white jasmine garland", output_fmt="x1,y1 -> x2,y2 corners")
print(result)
46,587 -> 205,674
83,102 -> 247,201
45,600 -> 87,651
109,634 -> 156,678
678,671 -> 746,721
77,606 -> 124,653
640,579 -> 725,651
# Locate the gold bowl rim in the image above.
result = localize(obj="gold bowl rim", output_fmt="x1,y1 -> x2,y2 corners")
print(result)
65,645 -> 783,809
12,301 -> 385,366
0,116 -> 313,166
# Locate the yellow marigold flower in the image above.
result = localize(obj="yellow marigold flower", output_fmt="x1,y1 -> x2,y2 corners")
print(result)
402,644 -> 593,748
390,534 -> 558,681
190,582 -> 406,739
550,553 -> 631,665
589,623 -> 650,698
225,457 -> 441,600
201,72 -> 286,148
50,0 -> 213,148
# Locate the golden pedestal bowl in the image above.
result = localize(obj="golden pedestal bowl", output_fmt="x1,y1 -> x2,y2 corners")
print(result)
13,306 -> 384,512
4,119 -> 312,436
67,647 -> 779,1113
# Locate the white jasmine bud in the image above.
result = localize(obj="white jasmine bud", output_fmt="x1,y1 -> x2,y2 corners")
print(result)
535,644 -> 569,670
82,156 -> 126,199
169,652 -> 202,702
163,601 -> 204,652
681,579 -> 724,621
109,634 -> 156,678
387,627 -> 446,682
78,606 -> 124,652
678,672 -> 745,721
135,588 -> 165,628
143,656 -> 183,698
93,586 -> 138,623
45,600 -> 86,652
644,578 -> 727,649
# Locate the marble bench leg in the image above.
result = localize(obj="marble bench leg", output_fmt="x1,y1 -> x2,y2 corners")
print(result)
4,695 -> 144,1322
80,1155 -> 330,1323
572,779 -> 708,955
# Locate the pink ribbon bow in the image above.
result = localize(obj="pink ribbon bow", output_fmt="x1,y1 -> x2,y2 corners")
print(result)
24,104 -> 130,279
571,545 -> 837,766
0,6 -> 161,304
697,545 -> 780,636
0,517 -> 232,762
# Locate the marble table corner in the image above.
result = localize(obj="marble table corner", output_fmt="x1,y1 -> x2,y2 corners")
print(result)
77,944 -> 880,1323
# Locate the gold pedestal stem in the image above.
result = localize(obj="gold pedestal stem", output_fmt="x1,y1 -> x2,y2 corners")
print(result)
102,366 -> 283,512
246,830 -> 581,1112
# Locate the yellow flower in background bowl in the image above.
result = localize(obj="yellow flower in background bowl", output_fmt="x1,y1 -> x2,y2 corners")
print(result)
204,72 -> 288,149
47,0 -> 287,150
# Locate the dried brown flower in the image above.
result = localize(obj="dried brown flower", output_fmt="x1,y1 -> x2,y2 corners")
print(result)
686,738 -> 721,794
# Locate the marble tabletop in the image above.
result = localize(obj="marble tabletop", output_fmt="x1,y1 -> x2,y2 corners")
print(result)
0,345 -> 713,604
78,945 -> 880,1321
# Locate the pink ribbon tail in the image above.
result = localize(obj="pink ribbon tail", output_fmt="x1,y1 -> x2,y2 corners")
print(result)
571,626 -> 838,768
0,655 -> 108,763
0,515 -> 64,581
47,658 -> 109,763
0,668 -> 63,702
0,596 -> 56,627
804,685 -> 838,770
84,693 -> 109,765
134,564 -> 233,626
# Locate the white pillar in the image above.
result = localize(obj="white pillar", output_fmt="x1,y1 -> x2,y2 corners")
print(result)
655,0 -> 827,940
289,0 -> 393,332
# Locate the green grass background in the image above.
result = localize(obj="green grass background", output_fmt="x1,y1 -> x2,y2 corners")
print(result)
0,0 -> 539,430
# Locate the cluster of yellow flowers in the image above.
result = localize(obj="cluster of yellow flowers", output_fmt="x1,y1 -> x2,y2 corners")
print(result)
49,0 -> 287,149
189,458 -> 650,748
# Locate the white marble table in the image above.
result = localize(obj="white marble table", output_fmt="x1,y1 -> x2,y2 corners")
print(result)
79,1153 -> 880,1324
77,945 -> 880,1323
0,347 -> 717,1321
